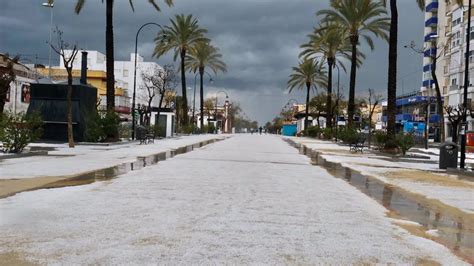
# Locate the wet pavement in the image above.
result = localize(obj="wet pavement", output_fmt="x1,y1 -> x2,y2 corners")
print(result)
287,139 -> 474,263
0,135 -> 468,264
0,139 -> 221,199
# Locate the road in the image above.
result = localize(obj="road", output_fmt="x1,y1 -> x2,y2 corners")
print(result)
0,135 -> 466,264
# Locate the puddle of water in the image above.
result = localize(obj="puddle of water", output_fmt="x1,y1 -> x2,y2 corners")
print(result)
21,139 -> 220,194
286,139 -> 474,263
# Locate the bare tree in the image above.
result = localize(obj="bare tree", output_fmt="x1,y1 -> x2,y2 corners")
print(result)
444,105 -> 467,144
406,37 -> 452,143
140,64 -> 177,127
50,27 -> 79,148
367,88 -> 383,148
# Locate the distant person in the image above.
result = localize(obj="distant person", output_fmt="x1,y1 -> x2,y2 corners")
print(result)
251,129 -> 254,135
259,126 -> 263,135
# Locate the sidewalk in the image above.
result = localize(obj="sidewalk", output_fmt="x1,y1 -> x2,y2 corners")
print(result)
288,137 -> 474,215
0,135 -> 225,198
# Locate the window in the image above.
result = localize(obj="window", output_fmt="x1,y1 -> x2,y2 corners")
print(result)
21,84 -> 30,103
453,17 -> 461,27
452,78 -> 458,85
123,69 -> 129,77
452,31 -> 461,47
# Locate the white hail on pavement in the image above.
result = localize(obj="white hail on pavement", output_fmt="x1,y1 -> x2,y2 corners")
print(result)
0,135 -> 466,264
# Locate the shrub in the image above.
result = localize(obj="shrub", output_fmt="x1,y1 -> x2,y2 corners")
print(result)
0,111 -> 43,153
306,126 -> 321,138
395,132 -> 415,155
180,124 -> 194,134
118,123 -> 132,139
102,111 -> 120,141
84,111 -> 121,142
153,124 -> 166,137
373,130 -> 389,150
322,127 -> 333,140
84,111 -> 105,142
337,127 -> 359,144
207,124 -> 215,134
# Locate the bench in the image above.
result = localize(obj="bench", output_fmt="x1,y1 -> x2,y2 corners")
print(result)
349,136 -> 366,153
136,126 -> 155,145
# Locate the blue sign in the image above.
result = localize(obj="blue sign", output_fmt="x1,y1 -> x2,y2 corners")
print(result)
404,121 -> 425,135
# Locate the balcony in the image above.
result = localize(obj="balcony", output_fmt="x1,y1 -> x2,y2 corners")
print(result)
425,16 -> 438,28
423,79 -> 434,87
424,32 -> 437,42
98,95 -> 131,114
423,64 -> 432,72
425,1 -> 438,13
424,47 -> 437,57
450,85 -> 459,91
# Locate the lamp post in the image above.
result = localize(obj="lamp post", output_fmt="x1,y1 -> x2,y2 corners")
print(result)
42,1 -> 54,78
215,90 -> 229,134
132,22 -> 163,140
193,71 -> 213,130
461,0 -> 472,169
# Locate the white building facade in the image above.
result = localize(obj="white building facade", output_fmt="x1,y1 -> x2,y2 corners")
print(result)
114,53 -> 164,107
1,54 -> 37,114
424,1 -> 474,139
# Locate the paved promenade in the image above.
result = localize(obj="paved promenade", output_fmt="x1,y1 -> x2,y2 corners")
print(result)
0,135 -> 466,264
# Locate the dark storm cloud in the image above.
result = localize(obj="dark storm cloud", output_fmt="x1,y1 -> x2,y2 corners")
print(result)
0,0 -> 424,124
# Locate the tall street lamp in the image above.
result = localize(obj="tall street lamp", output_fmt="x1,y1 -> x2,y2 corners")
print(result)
215,90 -> 229,134
193,71 -> 213,129
461,0 -> 472,169
42,1 -> 54,78
132,22 -> 163,140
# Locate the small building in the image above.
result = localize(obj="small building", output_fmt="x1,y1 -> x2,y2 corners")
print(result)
0,53 -> 38,114
149,107 -> 175,138
27,52 -> 98,142
27,81 -> 97,142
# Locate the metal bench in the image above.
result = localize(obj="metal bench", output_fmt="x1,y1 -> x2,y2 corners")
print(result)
136,126 -> 154,145
349,136 -> 366,153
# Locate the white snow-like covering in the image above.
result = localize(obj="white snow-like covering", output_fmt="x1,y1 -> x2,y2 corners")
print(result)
0,135 -> 466,264
0,135 -> 223,179
289,137 -> 474,214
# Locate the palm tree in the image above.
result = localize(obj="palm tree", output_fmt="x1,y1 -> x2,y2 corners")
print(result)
74,0 -> 173,112
154,14 -> 209,127
300,22 -> 356,129
204,98 -> 215,124
319,0 -> 389,127
288,59 -> 327,130
381,0 -> 424,136
185,41 -> 227,130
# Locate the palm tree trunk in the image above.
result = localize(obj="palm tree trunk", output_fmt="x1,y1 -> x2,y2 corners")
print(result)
0,98 -> 5,115
387,0 -> 398,136
431,57 -> 445,142
67,70 -> 75,148
305,82 -> 311,130
105,0 -> 115,112
156,93 -> 164,136
326,59 -> 334,129
180,49 -> 188,127
199,67 -> 205,131
147,97 -> 153,126
348,35 -> 358,128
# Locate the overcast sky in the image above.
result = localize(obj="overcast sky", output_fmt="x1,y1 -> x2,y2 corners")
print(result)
0,0 -> 424,124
